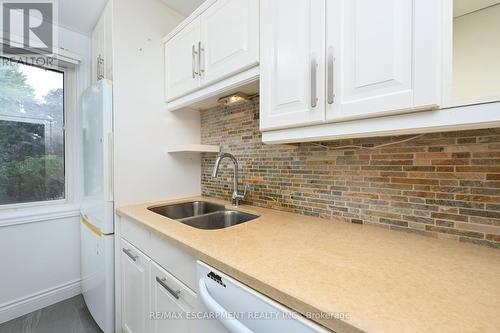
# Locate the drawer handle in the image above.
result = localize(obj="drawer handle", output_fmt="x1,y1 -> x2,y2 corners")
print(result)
122,248 -> 138,262
156,277 -> 181,299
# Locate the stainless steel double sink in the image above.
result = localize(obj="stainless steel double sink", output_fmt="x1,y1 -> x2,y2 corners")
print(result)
148,201 -> 258,230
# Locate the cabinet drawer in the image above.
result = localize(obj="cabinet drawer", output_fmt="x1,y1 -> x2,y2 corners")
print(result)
120,216 -> 152,254
120,216 -> 196,290
150,232 -> 197,291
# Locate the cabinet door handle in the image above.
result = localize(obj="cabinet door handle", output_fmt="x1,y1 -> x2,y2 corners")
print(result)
192,44 -> 199,78
198,41 -> 205,76
327,47 -> 335,104
97,54 -> 104,81
156,277 -> 181,299
311,55 -> 317,108
122,248 -> 138,262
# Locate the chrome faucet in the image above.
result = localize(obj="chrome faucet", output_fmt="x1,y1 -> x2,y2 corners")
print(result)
212,153 -> 246,206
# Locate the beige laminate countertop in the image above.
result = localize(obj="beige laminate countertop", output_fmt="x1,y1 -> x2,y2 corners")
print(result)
117,196 -> 500,333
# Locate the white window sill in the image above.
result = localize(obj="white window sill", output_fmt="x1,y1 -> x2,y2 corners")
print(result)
0,203 -> 81,227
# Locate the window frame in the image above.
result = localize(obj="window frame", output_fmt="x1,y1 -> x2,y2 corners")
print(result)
0,57 -> 77,211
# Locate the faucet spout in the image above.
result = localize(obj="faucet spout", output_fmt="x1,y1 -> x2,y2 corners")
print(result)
211,153 -> 246,206
211,154 -> 224,177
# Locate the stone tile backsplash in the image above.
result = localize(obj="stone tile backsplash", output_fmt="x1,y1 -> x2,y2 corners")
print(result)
201,100 -> 500,249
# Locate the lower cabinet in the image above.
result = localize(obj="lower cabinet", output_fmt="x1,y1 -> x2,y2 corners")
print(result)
120,239 -> 151,333
120,236 -> 197,333
150,261 -> 197,333
118,217 -> 331,333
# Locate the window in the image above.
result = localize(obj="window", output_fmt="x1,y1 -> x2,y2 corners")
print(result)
0,57 -> 65,205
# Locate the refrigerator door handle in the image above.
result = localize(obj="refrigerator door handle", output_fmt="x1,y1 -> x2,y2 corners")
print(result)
106,132 -> 114,202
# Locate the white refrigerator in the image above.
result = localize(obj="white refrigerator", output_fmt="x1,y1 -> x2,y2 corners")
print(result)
80,80 -> 114,333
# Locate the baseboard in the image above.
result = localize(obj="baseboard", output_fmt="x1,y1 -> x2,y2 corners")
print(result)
0,279 -> 82,324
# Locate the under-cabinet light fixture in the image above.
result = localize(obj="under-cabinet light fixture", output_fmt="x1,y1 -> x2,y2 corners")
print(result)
217,92 -> 249,106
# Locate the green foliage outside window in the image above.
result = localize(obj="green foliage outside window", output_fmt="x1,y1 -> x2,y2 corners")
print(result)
0,155 -> 64,204
0,59 -> 65,205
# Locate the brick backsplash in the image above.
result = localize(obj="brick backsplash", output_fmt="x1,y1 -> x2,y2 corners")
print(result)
200,100 -> 500,249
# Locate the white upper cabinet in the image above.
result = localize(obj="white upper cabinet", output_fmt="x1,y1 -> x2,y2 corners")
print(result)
165,17 -> 202,101
328,0 -> 412,120
91,14 -> 104,83
164,0 -> 259,103
260,0 -> 441,131
260,0 -> 326,130
91,1 -> 113,82
261,1 -> 500,144
326,0 -> 441,120
200,0 -> 259,86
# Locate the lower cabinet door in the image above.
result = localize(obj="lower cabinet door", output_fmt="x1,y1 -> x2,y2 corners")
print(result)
150,261 -> 197,333
120,239 -> 151,333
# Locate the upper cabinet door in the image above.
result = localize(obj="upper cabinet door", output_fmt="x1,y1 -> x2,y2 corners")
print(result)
165,17 -> 201,101
326,0 -> 441,121
260,0 -> 326,131
103,1 -> 113,80
91,14 -> 105,83
200,0 -> 259,86
91,2 -> 113,83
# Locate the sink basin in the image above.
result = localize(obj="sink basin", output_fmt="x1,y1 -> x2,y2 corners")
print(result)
148,201 -> 225,219
148,201 -> 259,229
178,210 -> 258,230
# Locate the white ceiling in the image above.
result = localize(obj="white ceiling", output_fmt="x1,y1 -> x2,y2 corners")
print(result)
161,0 -> 204,16
56,0 -> 203,35
58,0 -> 108,34
454,0 -> 500,17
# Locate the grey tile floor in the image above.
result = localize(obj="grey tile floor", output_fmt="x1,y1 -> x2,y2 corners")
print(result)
0,295 -> 103,333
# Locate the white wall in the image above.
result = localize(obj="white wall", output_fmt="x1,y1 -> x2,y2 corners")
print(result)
453,4 -> 500,99
0,213 -> 81,323
0,25 -> 91,323
112,0 -> 201,205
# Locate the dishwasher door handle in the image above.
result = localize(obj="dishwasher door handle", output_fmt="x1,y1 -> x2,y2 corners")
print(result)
198,279 -> 253,333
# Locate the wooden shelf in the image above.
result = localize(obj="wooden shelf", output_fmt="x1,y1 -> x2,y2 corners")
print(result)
167,144 -> 220,153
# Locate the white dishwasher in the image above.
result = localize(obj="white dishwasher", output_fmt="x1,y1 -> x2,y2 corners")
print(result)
196,261 -> 331,333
